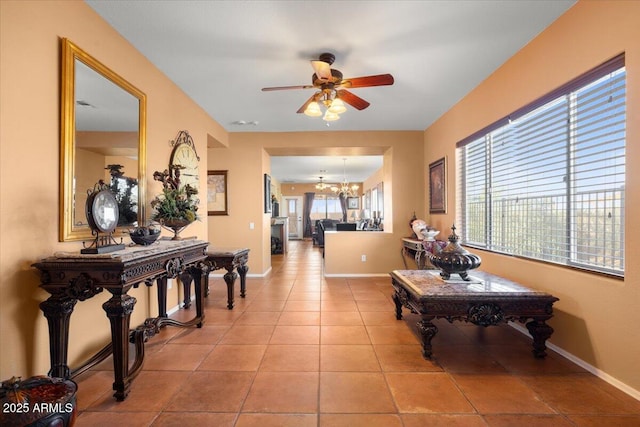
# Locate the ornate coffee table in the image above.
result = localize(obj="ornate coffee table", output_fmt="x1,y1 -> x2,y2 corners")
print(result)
390,269 -> 559,359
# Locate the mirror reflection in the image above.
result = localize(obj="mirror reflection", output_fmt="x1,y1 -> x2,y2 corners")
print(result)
60,38 -> 146,241
74,61 -> 139,227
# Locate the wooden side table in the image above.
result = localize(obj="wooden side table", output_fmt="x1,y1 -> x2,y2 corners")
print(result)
182,248 -> 250,310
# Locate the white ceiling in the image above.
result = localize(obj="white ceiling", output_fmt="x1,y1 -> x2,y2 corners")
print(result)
85,0 -> 575,183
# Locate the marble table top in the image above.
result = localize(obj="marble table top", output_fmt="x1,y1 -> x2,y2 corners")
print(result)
391,269 -> 550,298
50,239 -> 207,261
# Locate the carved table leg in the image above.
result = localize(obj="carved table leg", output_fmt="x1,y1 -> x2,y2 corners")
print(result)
415,250 -> 424,270
237,264 -> 248,298
189,265 -> 205,328
223,268 -> 238,309
401,247 -> 409,269
202,263 -> 212,298
156,276 -> 168,318
40,297 -> 77,379
392,292 -> 403,320
526,319 -> 554,358
180,271 -> 194,309
103,293 -> 136,401
416,319 -> 438,359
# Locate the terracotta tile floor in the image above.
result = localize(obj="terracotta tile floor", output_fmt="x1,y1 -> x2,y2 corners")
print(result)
74,240 -> 640,426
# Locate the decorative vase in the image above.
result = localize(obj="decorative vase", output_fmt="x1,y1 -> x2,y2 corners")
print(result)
159,218 -> 192,240
429,224 -> 481,281
0,376 -> 77,427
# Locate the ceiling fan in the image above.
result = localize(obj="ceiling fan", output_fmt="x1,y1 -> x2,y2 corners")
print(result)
261,52 -> 394,121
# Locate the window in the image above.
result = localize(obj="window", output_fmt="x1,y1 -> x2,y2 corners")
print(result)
457,55 -> 625,277
310,194 -> 342,221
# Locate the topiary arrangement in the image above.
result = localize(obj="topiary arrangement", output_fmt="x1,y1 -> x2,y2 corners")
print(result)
150,166 -> 199,225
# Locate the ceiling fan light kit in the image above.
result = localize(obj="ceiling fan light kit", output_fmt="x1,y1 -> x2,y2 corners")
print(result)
323,110 -> 340,122
328,98 -> 346,114
262,52 -> 394,122
304,101 -> 322,117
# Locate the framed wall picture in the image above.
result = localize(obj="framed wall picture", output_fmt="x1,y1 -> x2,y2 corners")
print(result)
207,170 -> 228,216
347,196 -> 359,210
264,173 -> 272,213
429,157 -> 447,214
376,182 -> 384,218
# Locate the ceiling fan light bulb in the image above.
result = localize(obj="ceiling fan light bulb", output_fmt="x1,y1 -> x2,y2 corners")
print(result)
328,98 -> 346,114
304,102 -> 322,117
323,111 -> 340,121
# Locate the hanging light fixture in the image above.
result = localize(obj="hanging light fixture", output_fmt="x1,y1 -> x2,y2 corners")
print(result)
315,176 -> 331,191
331,158 -> 359,197
304,89 -> 347,122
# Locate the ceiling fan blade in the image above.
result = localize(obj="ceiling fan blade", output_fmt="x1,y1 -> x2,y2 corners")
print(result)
340,74 -> 394,88
336,89 -> 370,110
262,85 -> 314,91
296,94 -> 318,114
311,60 -> 332,80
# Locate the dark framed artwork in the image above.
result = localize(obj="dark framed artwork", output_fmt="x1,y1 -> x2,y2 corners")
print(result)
207,170 -> 228,216
264,173 -> 272,213
429,157 -> 447,214
347,197 -> 359,210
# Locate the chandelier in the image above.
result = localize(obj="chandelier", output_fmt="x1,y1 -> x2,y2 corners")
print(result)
304,89 -> 346,122
331,159 -> 359,197
315,176 -> 331,191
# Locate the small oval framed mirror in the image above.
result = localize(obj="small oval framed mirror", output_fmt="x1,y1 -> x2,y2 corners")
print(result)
60,38 -> 147,241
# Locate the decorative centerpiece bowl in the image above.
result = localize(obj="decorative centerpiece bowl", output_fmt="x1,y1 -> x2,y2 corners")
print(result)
129,225 -> 161,246
420,229 -> 440,241
429,225 -> 481,281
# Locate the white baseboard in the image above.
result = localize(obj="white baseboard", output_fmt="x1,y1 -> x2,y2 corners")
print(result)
509,322 -> 640,401
166,303 -> 181,316
208,269 -> 272,278
323,273 -> 389,278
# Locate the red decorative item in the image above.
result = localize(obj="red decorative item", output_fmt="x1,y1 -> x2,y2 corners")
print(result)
0,376 -> 77,426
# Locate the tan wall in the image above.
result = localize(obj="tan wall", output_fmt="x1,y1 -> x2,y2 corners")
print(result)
0,1 -> 225,378
363,167 -> 383,194
423,0 -> 640,394
207,132 -> 423,276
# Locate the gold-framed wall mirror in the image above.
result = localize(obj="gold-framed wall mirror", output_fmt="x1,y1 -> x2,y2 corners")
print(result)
59,38 -> 147,241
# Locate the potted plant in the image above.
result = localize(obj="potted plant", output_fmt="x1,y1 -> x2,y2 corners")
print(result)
150,167 -> 199,239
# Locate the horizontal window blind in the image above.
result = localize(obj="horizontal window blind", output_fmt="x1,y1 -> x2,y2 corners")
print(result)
457,56 -> 625,276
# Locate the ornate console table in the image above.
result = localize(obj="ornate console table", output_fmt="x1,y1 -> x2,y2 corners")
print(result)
33,239 -> 208,401
390,269 -> 559,360
401,238 -> 446,269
